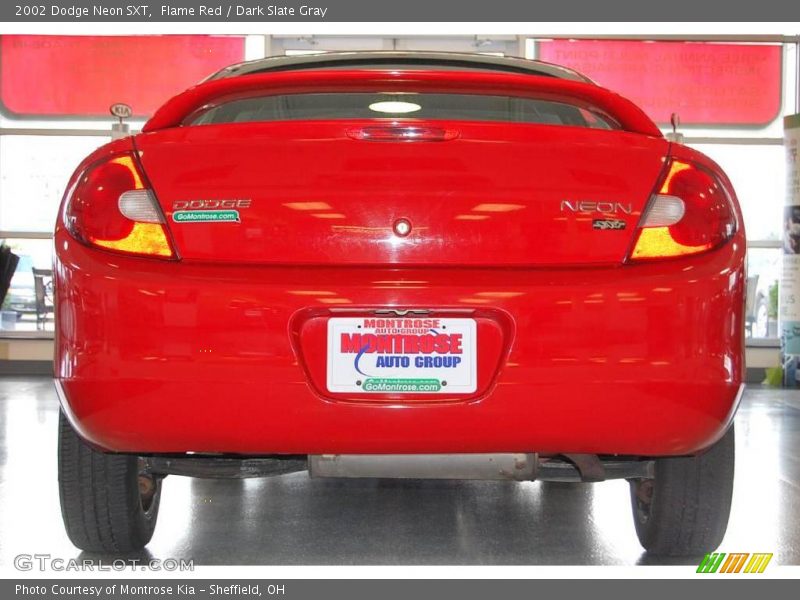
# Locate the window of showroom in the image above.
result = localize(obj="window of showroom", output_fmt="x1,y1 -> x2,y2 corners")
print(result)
0,34 -> 796,373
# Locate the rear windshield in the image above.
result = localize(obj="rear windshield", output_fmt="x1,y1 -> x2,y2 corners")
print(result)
188,92 -> 617,129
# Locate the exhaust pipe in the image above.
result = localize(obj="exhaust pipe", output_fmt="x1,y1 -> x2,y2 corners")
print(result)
309,453 -> 538,481
142,453 -> 652,482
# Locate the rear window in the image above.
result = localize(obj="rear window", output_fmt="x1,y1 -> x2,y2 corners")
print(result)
188,92 -> 618,129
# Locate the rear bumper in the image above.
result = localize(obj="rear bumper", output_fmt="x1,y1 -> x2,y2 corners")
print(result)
54,231 -> 745,456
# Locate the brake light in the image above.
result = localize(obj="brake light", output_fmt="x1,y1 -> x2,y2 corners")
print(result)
63,153 -> 175,259
346,126 -> 459,142
628,159 -> 736,261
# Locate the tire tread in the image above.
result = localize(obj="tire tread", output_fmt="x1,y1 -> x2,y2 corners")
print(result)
631,426 -> 735,556
58,411 -> 159,553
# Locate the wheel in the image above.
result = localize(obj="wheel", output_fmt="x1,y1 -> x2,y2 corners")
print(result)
629,426 -> 735,557
58,410 -> 161,552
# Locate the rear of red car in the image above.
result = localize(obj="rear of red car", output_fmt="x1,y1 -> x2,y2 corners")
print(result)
53,55 -> 745,556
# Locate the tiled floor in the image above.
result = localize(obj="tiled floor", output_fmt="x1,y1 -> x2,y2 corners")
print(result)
0,377 -> 797,565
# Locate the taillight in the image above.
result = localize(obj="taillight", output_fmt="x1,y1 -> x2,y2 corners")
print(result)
63,153 -> 175,259
628,159 -> 736,261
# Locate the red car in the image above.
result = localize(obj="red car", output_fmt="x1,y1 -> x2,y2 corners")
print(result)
54,52 -> 744,557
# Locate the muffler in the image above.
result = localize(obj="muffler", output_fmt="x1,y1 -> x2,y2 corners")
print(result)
309,453 -> 538,481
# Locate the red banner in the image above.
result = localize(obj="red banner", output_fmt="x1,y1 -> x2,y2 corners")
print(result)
537,40 -> 782,127
0,35 -> 246,118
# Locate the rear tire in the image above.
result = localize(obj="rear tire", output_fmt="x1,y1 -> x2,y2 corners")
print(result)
58,411 -> 161,552
629,426 -> 735,557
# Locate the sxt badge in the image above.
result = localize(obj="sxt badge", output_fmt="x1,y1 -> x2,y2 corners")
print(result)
593,219 -> 627,230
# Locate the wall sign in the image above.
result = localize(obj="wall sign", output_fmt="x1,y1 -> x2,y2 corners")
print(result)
537,40 -> 782,127
0,35 -> 245,118
782,114 -> 800,385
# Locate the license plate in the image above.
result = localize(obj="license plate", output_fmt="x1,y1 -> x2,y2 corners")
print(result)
327,317 -> 477,394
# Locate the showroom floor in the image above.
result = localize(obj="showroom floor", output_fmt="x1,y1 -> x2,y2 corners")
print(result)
0,376 -> 797,566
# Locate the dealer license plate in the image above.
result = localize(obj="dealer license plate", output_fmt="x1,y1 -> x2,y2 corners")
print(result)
327,317 -> 477,394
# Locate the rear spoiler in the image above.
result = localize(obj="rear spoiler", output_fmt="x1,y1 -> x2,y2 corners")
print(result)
143,69 -> 662,137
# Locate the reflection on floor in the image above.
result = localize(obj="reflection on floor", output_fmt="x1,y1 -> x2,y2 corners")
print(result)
0,377 -> 797,566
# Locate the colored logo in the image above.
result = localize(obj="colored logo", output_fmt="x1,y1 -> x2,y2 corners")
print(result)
697,552 -> 773,574
109,103 -> 132,119
173,210 -> 240,223
362,378 -> 442,392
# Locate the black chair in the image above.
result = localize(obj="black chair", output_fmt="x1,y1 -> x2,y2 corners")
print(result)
0,245 -> 20,306
32,268 -> 54,330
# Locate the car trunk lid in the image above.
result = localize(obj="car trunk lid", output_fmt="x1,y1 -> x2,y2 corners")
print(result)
135,120 -> 668,266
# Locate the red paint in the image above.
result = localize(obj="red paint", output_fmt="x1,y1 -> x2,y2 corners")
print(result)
135,119 -> 668,267
54,66 -> 745,458
537,40 -> 782,126
0,35 -> 245,117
